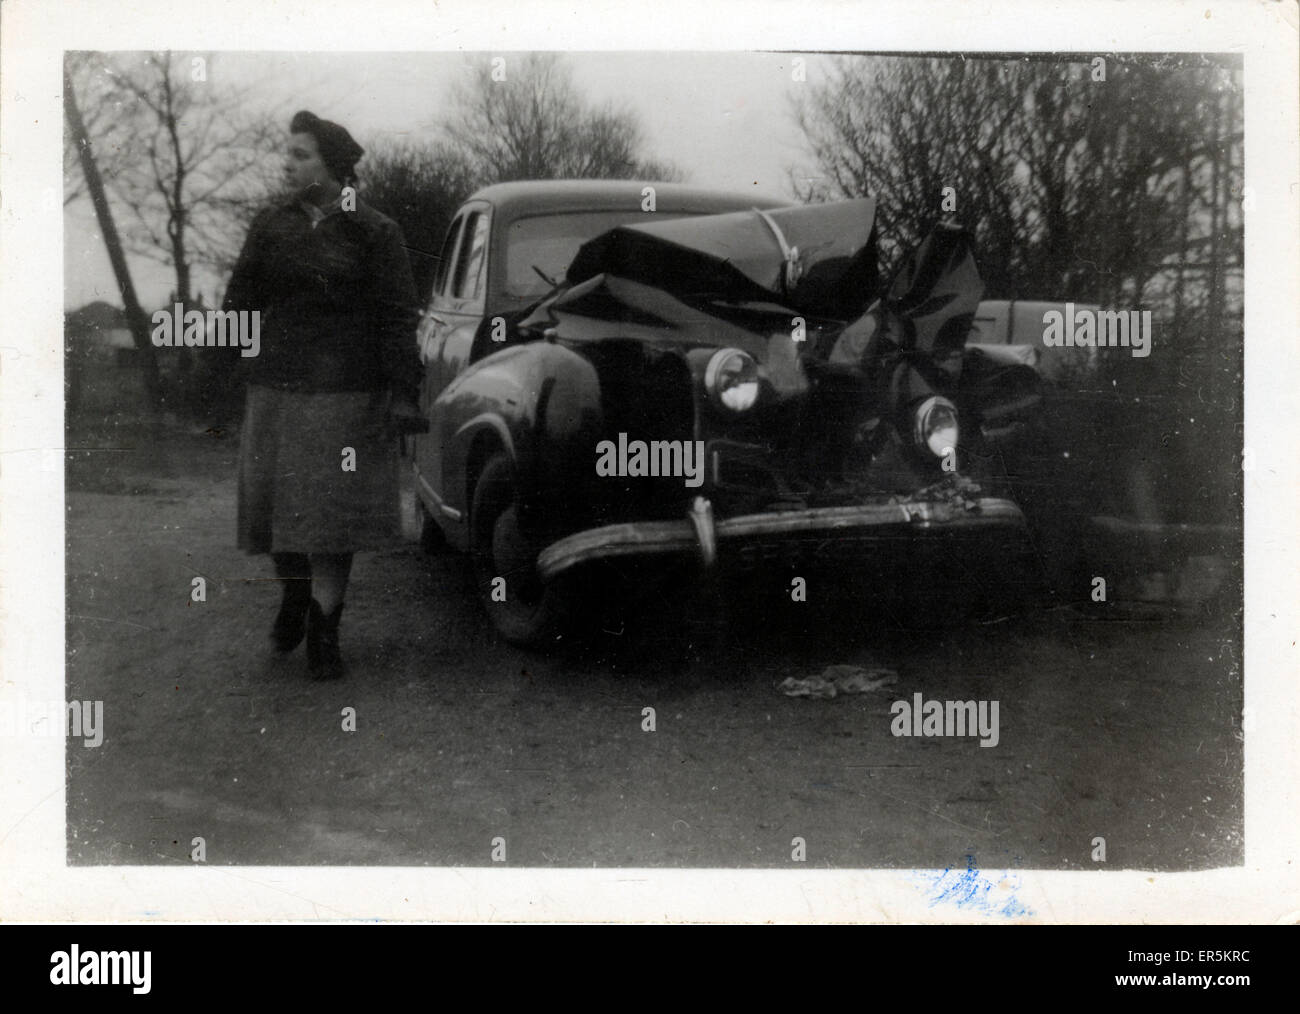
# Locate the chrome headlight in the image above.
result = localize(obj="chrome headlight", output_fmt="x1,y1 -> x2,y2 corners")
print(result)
912,396 -> 959,459
704,348 -> 760,412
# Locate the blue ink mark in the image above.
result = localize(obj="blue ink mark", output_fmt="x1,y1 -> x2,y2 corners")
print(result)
912,853 -> 1032,918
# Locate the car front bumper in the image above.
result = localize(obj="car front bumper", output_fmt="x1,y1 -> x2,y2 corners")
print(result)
536,493 -> 1027,581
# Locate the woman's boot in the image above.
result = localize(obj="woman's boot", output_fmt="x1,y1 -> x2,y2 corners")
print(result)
306,599 -> 345,680
270,553 -> 312,652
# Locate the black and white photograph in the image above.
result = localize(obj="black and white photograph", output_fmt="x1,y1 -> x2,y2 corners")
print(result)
2,0 -> 1297,925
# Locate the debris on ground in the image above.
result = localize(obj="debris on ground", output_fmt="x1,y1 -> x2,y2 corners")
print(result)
778,665 -> 899,699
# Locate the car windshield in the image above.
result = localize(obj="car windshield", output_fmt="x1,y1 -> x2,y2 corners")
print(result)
504,210 -> 689,300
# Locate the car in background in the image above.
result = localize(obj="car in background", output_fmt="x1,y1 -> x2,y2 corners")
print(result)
965,299 -> 1238,606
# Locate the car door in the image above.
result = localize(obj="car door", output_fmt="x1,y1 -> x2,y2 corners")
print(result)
414,203 -> 491,517
431,203 -> 491,396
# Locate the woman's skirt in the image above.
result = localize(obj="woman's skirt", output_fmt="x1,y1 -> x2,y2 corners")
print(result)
237,385 -> 402,555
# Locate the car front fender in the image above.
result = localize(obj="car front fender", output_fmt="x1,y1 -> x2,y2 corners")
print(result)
436,341 -> 603,537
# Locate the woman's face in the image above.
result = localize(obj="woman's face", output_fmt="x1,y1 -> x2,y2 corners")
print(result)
285,132 -> 337,195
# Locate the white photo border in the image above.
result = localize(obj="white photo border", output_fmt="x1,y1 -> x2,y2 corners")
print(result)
2,0 -> 1296,923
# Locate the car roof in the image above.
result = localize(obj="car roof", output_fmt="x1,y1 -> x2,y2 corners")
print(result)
467,179 -> 791,218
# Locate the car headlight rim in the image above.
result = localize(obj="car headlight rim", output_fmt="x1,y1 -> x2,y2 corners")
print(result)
705,347 -> 760,413
912,395 -> 959,459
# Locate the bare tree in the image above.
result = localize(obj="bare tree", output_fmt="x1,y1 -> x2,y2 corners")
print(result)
443,53 -> 685,185
64,64 -> 162,416
64,53 -> 134,208
790,54 -> 1242,322
71,51 -> 283,306
65,52 -> 290,421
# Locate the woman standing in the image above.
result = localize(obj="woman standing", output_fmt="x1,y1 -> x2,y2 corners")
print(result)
225,110 -> 423,680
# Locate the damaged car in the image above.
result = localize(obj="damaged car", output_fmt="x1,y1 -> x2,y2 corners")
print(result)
411,180 -> 1033,643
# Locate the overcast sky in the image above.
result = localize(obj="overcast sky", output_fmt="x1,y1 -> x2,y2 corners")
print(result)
63,50 -> 839,309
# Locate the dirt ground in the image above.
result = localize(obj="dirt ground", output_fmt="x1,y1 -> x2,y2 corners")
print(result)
64,421 -> 1243,871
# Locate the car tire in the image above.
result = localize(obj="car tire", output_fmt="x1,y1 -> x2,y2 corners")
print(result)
469,452 -> 568,645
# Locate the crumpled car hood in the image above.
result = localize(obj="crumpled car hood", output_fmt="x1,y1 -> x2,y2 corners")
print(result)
563,198 -> 879,321
828,221 -> 985,377
521,272 -> 778,354
521,198 -> 984,398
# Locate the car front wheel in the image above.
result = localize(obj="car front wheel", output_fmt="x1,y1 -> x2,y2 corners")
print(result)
469,452 -> 568,645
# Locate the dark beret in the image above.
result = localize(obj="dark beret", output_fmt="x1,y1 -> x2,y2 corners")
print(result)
289,110 -> 365,184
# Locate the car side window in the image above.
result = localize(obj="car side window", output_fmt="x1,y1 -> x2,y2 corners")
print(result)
452,210 -> 490,304
431,214 -> 465,303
